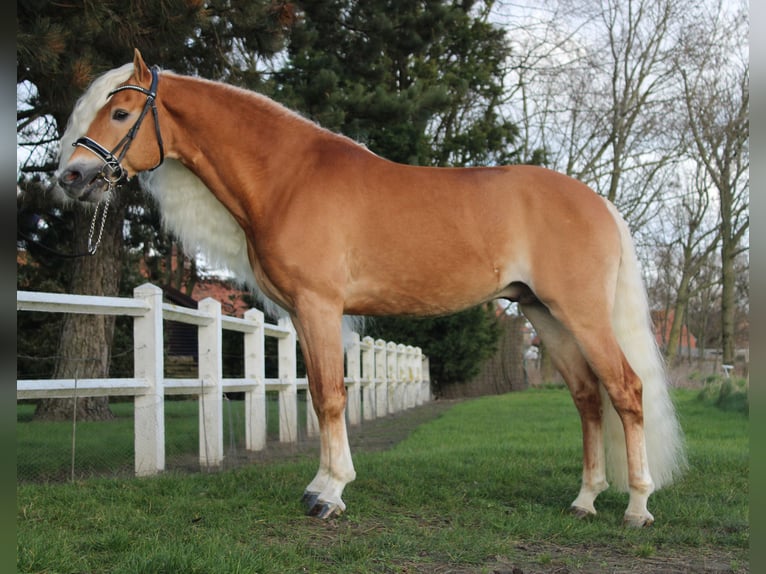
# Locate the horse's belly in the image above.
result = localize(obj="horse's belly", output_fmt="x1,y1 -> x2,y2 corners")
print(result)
343,265 -> 521,317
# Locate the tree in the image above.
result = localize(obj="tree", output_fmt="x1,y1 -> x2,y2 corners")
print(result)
17,180 -> 73,382
675,0 -> 749,365
501,0 -> 687,228
652,166 -> 720,364
276,0 -> 519,166
497,0 -> 749,368
18,1 -> 206,421
17,1 -> 291,420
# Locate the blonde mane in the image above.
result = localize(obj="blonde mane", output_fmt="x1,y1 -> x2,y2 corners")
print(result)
58,63 -> 134,168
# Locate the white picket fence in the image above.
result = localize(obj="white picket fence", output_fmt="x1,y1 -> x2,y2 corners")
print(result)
16,283 -> 430,476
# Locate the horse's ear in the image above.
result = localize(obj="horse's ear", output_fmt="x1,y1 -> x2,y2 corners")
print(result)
132,49 -> 151,84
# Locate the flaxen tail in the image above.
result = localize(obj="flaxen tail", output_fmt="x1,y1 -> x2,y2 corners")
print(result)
601,200 -> 686,492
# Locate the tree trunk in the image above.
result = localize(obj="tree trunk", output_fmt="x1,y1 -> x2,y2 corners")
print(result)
720,237 -> 736,365
665,273 -> 691,365
34,191 -> 129,422
538,341 -> 559,385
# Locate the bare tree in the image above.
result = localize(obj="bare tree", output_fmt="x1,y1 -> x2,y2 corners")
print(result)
658,165 -> 720,364
686,253 -> 723,365
500,0 -> 687,229
497,0 -> 748,367
675,0 -> 749,365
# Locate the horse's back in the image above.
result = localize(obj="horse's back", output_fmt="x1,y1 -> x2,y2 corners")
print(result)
311,156 -> 622,316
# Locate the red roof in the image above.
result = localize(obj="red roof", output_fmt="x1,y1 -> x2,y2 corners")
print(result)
651,309 -> 697,350
191,280 -> 251,317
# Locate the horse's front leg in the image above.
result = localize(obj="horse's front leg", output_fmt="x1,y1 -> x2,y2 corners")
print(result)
301,409 -> 354,518
291,303 -> 355,519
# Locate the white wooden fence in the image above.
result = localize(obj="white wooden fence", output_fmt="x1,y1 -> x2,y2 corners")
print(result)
16,283 -> 431,476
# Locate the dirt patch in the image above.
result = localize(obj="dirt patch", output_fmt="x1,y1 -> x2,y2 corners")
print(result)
486,541 -> 747,574
225,398 -> 461,467
385,542 -> 747,574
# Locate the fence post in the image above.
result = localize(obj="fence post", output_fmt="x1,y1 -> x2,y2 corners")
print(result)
422,355 -> 431,402
414,347 -> 424,405
361,336 -> 376,421
396,343 -> 410,411
133,283 -> 165,476
346,332 -> 361,426
387,341 -> 398,413
244,308 -> 266,451
198,297 -> 224,469
374,339 -> 388,417
278,316 -> 298,442
306,391 -> 319,437
403,345 -> 413,408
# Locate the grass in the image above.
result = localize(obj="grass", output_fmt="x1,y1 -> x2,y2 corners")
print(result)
17,393 -> 309,482
695,374 -> 749,415
17,388 -> 748,573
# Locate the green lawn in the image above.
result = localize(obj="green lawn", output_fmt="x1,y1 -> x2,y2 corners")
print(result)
17,388 -> 748,573
17,393 -> 308,482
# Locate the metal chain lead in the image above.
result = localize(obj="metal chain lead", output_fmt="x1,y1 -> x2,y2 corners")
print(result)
87,187 -> 112,255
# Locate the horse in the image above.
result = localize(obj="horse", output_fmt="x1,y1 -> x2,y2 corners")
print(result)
57,49 -> 685,527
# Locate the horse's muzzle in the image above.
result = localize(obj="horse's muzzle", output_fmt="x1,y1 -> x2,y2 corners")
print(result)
58,163 -> 112,202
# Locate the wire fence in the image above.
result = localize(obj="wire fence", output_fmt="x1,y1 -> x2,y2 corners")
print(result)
16,392 -> 315,483
16,332 -> 305,483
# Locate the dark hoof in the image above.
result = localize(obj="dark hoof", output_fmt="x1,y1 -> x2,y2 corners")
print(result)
623,514 -> 654,528
307,501 -> 342,520
569,506 -> 595,520
301,491 -> 319,510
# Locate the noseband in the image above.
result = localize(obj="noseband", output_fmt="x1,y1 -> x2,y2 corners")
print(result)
73,65 -> 165,184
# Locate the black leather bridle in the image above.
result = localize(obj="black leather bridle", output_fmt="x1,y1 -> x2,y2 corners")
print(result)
73,65 -> 165,184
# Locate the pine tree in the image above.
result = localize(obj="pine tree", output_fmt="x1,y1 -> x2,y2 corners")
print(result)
277,0 -> 518,166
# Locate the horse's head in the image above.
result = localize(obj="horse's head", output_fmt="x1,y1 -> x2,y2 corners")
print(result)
58,49 -> 164,202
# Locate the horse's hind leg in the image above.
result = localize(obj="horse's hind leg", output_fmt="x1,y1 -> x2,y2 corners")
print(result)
521,302 -> 608,517
547,303 -> 655,527
290,300 -> 356,519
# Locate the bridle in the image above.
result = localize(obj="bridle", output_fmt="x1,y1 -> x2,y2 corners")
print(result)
66,65 -> 165,255
73,65 -> 165,186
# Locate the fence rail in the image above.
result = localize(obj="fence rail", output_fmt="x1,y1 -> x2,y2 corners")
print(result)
17,283 -> 430,476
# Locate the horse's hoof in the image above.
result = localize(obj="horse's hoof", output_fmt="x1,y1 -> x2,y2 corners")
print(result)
307,501 -> 343,520
623,513 -> 654,528
301,491 -> 319,510
569,505 -> 596,520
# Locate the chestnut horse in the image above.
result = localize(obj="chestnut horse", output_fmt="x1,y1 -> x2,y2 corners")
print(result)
58,50 -> 685,526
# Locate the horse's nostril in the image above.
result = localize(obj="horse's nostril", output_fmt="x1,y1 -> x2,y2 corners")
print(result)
59,169 -> 82,186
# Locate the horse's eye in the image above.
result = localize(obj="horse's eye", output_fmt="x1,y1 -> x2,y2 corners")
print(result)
112,109 -> 130,121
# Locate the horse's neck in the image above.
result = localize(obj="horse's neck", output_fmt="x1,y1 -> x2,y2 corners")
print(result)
159,73 -> 319,224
